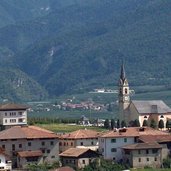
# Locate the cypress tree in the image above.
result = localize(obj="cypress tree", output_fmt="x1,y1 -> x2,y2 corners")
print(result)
158,119 -> 164,130
142,120 -> 148,127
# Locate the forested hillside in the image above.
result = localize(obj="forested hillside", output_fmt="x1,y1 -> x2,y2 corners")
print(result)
0,0 -> 171,100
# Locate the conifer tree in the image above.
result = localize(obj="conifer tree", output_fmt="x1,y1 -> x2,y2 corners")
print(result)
158,119 -> 164,130
121,120 -> 127,128
150,119 -> 157,129
142,120 -> 148,127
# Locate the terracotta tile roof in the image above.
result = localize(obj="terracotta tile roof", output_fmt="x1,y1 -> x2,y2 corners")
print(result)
139,134 -> 171,143
122,142 -> 162,150
0,126 -> 59,140
59,148 -> 90,157
100,127 -> 169,138
18,150 -> 43,157
0,103 -> 29,111
60,129 -> 100,139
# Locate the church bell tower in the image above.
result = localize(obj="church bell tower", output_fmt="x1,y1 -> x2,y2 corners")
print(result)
118,63 -> 130,125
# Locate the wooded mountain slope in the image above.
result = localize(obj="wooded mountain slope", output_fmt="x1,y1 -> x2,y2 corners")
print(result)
0,0 -> 171,100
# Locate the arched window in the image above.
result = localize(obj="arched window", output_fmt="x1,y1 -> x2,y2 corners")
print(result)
144,116 -> 147,119
160,115 -> 164,118
125,88 -> 128,94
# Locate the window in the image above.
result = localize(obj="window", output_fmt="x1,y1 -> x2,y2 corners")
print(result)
18,112 -> 23,115
82,160 -> 85,164
51,156 -> 55,159
2,145 -> 5,149
147,158 -> 149,162
47,149 -> 50,153
59,142 -> 62,146
26,157 -> 38,162
28,142 -> 31,146
111,139 -> 116,143
5,119 -> 7,123
18,119 -> 23,123
19,144 -> 22,148
0,159 -> 1,163
125,88 -> 128,94
80,142 -> 83,146
111,148 -> 117,152
42,149 -> 45,153
152,149 -> 158,154
124,138 -> 127,142
155,157 -> 157,161
144,116 -> 147,119
10,119 -> 16,123
12,144 -> 15,151
91,141 -> 94,145
64,142 -> 66,146
42,142 -> 45,146
5,113 -> 7,116
160,115 -> 164,118
50,141 -> 54,145
139,158 -> 141,162
138,150 -> 141,154
125,150 -> 130,155
146,149 -> 149,154
113,157 -> 116,161
71,142 -> 73,146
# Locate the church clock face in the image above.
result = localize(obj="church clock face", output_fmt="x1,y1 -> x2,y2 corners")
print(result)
124,96 -> 129,101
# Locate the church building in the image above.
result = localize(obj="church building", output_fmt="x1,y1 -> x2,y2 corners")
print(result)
118,64 -> 171,127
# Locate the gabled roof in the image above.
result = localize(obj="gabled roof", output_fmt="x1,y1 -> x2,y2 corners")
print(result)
100,127 -> 169,138
0,126 -> 58,140
132,100 -> 171,114
139,134 -> 171,143
59,148 -> 97,158
60,129 -> 100,139
0,103 -> 29,111
122,142 -> 162,150
18,150 -> 43,157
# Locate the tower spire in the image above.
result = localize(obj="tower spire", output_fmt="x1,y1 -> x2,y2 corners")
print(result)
120,62 -> 126,81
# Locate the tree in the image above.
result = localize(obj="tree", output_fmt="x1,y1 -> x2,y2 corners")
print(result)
166,120 -> 171,130
158,119 -> 164,130
104,119 -> 110,129
133,119 -> 140,127
150,119 -> 157,129
111,119 -> 115,130
121,120 -> 127,128
142,120 -> 148,127
117,119 -> 120,128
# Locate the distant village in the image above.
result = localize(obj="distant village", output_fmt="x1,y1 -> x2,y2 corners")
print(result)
0,65 -> 171,171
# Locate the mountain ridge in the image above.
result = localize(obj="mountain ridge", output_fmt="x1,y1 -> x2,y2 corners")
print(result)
0,0 -> 171,100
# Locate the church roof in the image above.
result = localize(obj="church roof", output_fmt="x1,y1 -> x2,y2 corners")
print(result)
132,100 -> 171,114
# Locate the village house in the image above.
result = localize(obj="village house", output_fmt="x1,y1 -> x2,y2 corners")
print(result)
98,127 -> 169,163
0,147 -> 12,171
0,125 -> 59,169
59,148 -> 99,169
122,142 -> 162,168
138,134 -> 171,160
0,103 -> 29,130
59,129 -> 100,153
